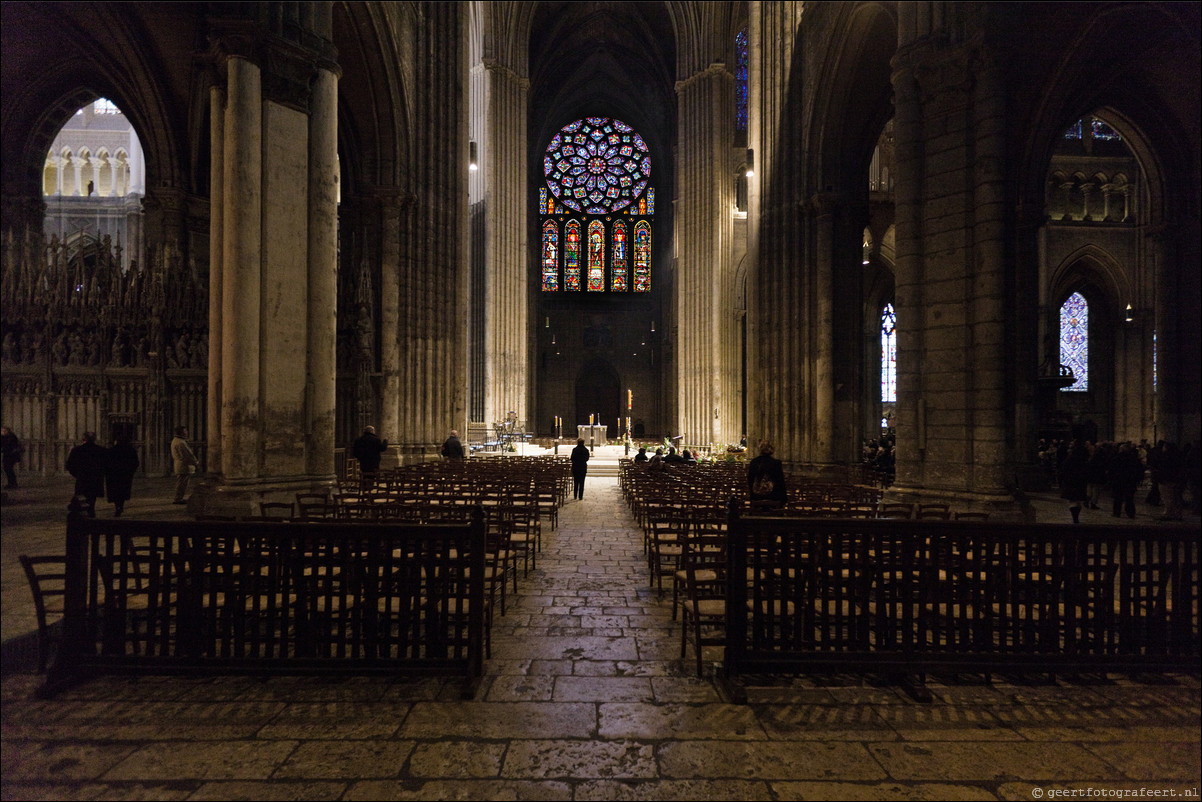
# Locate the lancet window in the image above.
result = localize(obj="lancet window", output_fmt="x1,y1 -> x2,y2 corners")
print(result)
881,303 -> 896,402
1059,292 -> 1089,392
736,28 -> 748,132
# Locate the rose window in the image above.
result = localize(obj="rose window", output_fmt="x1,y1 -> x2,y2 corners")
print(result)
543,116 -> 651,215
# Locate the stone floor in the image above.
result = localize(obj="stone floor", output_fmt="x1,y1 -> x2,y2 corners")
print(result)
1,469 -> 1199,801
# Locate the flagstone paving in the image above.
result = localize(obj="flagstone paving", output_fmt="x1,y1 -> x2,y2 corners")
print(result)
1,469 -> 1199,801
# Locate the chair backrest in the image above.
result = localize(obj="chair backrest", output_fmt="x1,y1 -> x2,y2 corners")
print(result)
259,501 -> 295,520
19,554 -> 67,633
879,502 -> 914,519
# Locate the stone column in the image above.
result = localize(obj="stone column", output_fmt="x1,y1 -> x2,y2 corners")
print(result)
811,193 -> 836,464
1080,182 -> 1095,221
306,65 -> 338,479
378,190 -> 404,448
675,63 -> 734,447
481,59 -> 529,431
889,44 -> 924,492
206,84 -> 225,476
219,55 -> 262,480
1059,181 -> 1075,221
746,1 -> 806,460
398,3 -> 467,458
967,53 -> 1011,497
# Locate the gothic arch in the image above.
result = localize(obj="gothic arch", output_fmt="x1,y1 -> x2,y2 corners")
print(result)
332,2 -> 414,193
575,357 -> 622,440
797,1 -> 899,462
806,2 -> 897,193
1012,2 -> 1199,444
1049,244 -> 1126,317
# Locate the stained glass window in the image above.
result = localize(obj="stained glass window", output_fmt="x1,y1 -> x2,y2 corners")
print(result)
881,303 -> 896,402
736,29 -> 748,132
633,221 -> 651,292
611,221 -> 628,292
541,117 -> 653,292
587,220 -> 605,291
1060,292 -> 1089,392
564,220 -> 581,291
544,117 -> 650,215
541,220 -> 559,291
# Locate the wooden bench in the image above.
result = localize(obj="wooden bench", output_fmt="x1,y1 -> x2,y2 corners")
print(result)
42,508 -> 488,699
722,503 -> 1200,701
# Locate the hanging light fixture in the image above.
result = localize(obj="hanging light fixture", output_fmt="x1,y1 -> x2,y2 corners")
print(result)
1125,303 -> 1134,323
744,148 -> 754,178
469,141 -> 478,172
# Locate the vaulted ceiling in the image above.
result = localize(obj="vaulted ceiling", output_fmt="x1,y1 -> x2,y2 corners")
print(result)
527,1 -> 677,179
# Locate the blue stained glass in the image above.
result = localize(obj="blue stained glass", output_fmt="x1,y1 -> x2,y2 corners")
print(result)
881,303 -> 896,402
544,117 -> 651,214
541,117 -> 654,292
736,29 -> 748,132
1060,292 -> 1089,392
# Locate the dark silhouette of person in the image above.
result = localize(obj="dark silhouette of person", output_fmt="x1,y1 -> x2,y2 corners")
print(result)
66,431 -> 107,517
1108,441 -> 1144,520
633,446 -> 648,463
352,425 -> 387,489
747,439 -> 787,509
1,425 -> 22,488
441,429 -> 465,460
570,438 -> 590,500
105,434 -> 140,516
1058,438 -> 1090,523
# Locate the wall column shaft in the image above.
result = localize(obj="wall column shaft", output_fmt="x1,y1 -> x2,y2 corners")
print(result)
220,56 -> 262,480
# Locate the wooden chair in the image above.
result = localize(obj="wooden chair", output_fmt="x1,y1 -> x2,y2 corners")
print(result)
647,513 -> 685,596
679,527 -> 728,676
878,502 -> 914,520
534,479 -> 559,532
916,503 -> 951,520
258,501 -> 295,520
95,536 -> 180,658
18,555 -> 67,673
295,502 -> 339,521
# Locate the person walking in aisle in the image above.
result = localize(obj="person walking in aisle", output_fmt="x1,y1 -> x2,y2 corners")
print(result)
66,431 -> 107,517
105,434 -> 139,516
171,426 -> 199,504
570,437 -> 590,500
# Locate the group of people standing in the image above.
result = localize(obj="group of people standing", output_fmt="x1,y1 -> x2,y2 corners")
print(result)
3,424 -> 200,516
67,426 -> 199,516
1055,434 -> 1195,523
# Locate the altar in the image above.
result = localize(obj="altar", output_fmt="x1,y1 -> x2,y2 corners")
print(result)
577,424 -> 607,444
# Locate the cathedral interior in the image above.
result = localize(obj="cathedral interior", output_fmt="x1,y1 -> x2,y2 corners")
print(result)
1,1 -> 1198,514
